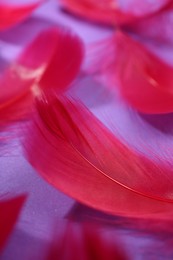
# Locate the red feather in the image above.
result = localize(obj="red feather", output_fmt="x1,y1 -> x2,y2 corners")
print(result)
69,204 -> 173,258
39,28 -> 84,93
125,1 -> 173,44
0,28 -> 59,127
0,195 -> 26,252
23,94 -> 173,219
0,1 -> 43,30
48,222 -> 127,260
85,31 -> 173,114
0,27 -> 84,127
60,0 -> 172,26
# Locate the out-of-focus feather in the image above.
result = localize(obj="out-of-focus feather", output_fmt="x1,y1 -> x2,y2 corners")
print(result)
0,27 -> 84,127
60,0 -> 171,26
125,1 -> 173,44
85,31 -> 173,114
47,222 -> 127,260
69,203 -> 173,259
0,1 -> 43,30
115,31 -> 173,113
60,0 -> 117,26
23,94 -> 173,219
39,28 -> 84,93
0,195 -> 26,252
0,28 -> 59,127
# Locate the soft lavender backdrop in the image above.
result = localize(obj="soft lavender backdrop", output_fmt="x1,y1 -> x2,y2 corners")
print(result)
1,0 -> 173,259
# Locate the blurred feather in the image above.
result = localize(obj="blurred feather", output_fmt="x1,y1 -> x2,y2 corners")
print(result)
0,26 -> 84,127
0,0 -> 43,30
125,1 -> 173,44
47,222 -> 127,260
0,195 -> 26,252
69,203 -> 173,259
85,31 -> 173,113
59,0 -> 172,26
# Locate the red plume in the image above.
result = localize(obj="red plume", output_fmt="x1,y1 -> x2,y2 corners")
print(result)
23,94 -> 173,219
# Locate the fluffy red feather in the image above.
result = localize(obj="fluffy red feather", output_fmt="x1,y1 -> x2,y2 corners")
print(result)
23,94 -> 173,219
